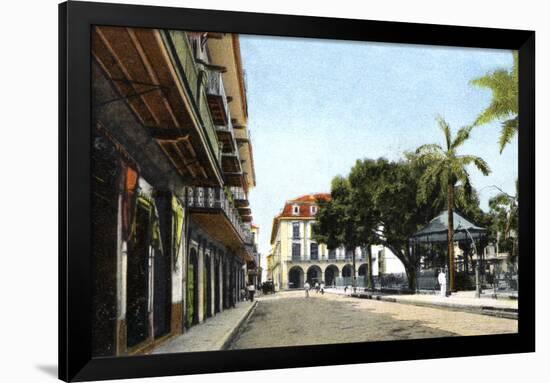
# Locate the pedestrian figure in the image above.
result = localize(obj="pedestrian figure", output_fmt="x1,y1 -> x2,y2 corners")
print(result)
240,287 -> 247,301
247,283 -> 256,302
315,282 -> 320,294
320,281 -> 325,295
304,281 -> 310,298
438,269 -> 447,297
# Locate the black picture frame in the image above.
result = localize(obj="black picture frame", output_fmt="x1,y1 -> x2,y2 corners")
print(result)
59,1 -> 535,381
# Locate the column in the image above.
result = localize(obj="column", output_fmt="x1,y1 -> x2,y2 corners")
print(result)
115,194 -> 127,355
171,230 -> 184,334
218,255 -> 223,313
303,222 -> 308,261
197,241 -> 205,323
210,249 -> 216,316
223,259 -> 229,309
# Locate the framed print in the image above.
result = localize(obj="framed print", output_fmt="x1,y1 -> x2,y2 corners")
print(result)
59,1 -> 535,381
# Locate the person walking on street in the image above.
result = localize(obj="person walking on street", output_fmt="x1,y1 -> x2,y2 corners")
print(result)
315,281 -> 320,294
320,281 -> 325,295
247,283 -> 256,302
304,281 -> 310,298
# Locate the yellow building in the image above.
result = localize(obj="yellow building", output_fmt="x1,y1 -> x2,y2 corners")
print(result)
266,252 -> 274,281
269,193 -> 405,291
269,194 -> 363,291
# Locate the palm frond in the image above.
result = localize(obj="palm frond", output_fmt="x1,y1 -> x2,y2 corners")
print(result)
458,155 -> 491,176
471,57 -> 518,129
499,116 -> 518,153
417,163 -> 443,203
451,125 -> 474,150
415,151 -> 446,167
436,116 -> 452,150
415,143 -> 443,155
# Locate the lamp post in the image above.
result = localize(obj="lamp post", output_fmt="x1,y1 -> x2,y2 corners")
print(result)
461,225 -> 481,298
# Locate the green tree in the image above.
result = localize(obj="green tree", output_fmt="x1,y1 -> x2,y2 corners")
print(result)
348,158 -> 441,290
312,177 -> 365,290
415,117 -> 491,292
470,51 -> 518,153
488,182 -> 518,265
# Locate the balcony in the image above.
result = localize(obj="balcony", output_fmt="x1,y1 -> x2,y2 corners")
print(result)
205,69 -> 230,126
92,27 -> 223,186
186,186 -> 253,261
286,256 -> 365,264
216,122 -> 237,154
230,187 -> 249,208
187,32 -> 209,64
221,150 -> 242,175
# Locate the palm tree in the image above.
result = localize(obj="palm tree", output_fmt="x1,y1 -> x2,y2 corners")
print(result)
416,117 -> 491,292
470,51 -> 518,153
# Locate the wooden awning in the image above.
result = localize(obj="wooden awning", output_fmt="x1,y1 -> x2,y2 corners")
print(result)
92,26 -> 223,186
189,211 -> 253,262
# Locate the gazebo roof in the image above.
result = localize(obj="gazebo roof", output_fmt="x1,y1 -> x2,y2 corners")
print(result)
410,210 -> 487,243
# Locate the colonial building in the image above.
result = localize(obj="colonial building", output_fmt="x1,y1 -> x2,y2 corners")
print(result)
247,224 -> 262,286
91,27 -> 257,356
268,194 -> 405,291
266,252 -> 274,281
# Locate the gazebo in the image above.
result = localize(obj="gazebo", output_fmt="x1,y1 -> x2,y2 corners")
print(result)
410,210 -> 487,291
411,210 -> 487,243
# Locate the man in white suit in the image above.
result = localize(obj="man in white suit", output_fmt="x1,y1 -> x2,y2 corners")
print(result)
438,269 -> 447,297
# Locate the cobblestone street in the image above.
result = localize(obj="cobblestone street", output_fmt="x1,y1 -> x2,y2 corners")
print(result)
229,291 -> 518,349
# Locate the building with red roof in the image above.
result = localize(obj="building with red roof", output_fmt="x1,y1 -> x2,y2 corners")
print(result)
268,193 -> 405,291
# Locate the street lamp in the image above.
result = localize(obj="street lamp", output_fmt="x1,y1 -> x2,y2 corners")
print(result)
460,224 -> 482,298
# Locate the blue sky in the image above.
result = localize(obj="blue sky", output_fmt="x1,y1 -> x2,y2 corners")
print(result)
238,35 -> 518,262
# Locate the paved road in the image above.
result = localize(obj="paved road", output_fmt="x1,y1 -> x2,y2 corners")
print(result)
229,291 -> 517,350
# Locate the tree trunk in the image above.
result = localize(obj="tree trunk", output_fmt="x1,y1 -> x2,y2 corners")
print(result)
405,264 -> 417,291
447,183 -> 455,293
351,247 -> 357,292
367,245 -> 374,290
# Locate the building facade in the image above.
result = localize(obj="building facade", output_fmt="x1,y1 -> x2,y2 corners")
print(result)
268,194 -> 405,291
247,224 -> 262,286
91,27 -> 257,356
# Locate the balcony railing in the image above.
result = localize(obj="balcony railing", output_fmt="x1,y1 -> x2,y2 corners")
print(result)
286,256 -> 368,263
187,33 -> 209,64
230,186 -> 247,202
164,31 -> 220,163
186,186 -> 252,244
205,69 -> 230,126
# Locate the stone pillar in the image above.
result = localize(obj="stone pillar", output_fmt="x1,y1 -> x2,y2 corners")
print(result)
197,241 -> 204,323
171,231 -> 184,334
210,250 -> 216,315
223,259 -> 229,309
303,222 -> 308,261
115,193 -> 127,355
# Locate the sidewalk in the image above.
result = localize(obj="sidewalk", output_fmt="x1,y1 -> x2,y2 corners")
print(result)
150,300 -> 257,354
325,288 -> 518,319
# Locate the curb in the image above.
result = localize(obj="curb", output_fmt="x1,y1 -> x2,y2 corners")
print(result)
350,293 -> 518,319
220,300 -> 259,350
